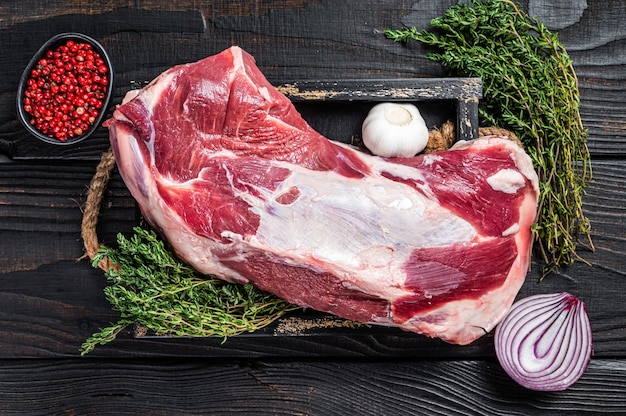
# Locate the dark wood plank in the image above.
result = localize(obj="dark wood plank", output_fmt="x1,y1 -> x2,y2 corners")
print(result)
0,161 -> 135,275
0,358 -> 624,415
279,78 -> 482,101
279,78 -> 482,141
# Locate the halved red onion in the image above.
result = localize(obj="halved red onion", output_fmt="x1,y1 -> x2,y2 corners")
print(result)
494,292 -> 593,391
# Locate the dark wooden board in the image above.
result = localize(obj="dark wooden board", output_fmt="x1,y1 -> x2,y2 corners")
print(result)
0,0 -> 625,413
0,358 -> 625,415
280,78 -> 482,142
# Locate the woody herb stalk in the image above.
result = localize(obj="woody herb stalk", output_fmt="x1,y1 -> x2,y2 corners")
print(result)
385,0 -> 593,274
81,227 -> 299,355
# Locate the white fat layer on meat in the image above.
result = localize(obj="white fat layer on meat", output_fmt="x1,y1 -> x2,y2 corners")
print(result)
142,71 -> 178,113
502,223 -> 520,237
487,168 -> 526,194
454,136 -> 540,194
231,46 -> 244,71
258,86 -> 271,101
214,154 -> 477,299
121,89 -> 141,104
422,153 -> 443,166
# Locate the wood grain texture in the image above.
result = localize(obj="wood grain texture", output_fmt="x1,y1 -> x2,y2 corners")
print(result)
0,0 -> 625,413
0,162 -> 135,274
0,358 -> 624,415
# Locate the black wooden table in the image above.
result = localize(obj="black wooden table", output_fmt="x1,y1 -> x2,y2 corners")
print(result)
1,1 -> 625,414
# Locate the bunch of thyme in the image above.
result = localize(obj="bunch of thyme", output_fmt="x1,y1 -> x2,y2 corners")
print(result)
385,0 -> 593,275
81,227 -> 299,355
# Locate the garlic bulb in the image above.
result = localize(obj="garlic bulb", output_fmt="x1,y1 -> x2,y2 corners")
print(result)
361,102 -> 429,158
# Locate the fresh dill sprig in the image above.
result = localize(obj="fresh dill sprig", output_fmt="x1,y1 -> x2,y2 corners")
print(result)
385,0 -> 593,275
80,226 -> 300,355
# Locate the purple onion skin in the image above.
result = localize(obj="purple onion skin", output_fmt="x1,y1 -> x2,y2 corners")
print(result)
494,292 -> 593,392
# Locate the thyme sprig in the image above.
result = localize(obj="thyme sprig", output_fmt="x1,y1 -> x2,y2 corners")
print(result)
81,227 -> 299,355
385,0 -> 593,275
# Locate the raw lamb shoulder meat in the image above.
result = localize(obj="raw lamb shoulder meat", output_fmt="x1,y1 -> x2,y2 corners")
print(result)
105,46 -> 539,345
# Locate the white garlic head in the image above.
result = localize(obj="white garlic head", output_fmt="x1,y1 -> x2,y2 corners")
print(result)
361,102 -> 429,158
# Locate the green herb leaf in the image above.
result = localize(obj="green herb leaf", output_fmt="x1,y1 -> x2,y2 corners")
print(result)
385,0 -> 593,275
80,227 -> 300,355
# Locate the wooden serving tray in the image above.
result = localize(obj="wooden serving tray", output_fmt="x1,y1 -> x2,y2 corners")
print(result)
278,77 -> 482,143
124,77 -> 485,356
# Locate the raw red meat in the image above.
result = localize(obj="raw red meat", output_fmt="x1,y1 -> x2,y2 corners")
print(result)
105,46 -> 539,345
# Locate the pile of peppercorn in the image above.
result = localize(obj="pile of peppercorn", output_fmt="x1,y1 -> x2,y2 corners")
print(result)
22,39 -> 109,142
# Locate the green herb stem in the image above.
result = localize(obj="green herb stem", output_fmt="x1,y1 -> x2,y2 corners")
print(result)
385,0 -> 593,275
80,227 -> 300,355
